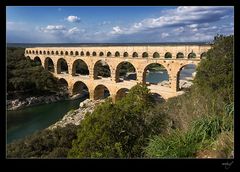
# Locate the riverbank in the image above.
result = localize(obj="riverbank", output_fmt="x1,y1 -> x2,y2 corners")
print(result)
7,92 -> 69,111
48,99 -> 105,130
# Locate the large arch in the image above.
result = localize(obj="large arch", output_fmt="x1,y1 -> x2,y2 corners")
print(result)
176,63 -> 197,91
44,57 -> 54,72
58,78 -> 68,92
115,88 -> 129,101
115,61 -> 136,82
143,63 -> 169,86
72,81 -> 89,98
94,84 -> 110,100
72,59 -> 89,76
34,56 -> 42,66
57,58 -> 69,74
93,60 -> 111,79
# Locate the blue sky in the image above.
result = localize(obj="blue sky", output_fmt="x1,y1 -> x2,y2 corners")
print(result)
6,6 -> 234,43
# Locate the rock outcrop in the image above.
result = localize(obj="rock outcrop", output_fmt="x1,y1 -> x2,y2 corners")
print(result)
48,99 -> 105,130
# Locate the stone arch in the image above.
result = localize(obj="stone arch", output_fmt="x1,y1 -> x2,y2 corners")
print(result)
75,51 -> 79,56
142,52 -> 148,58
165,52 -> 172,58
92,51 -> 97,56
57,58 -> 69,74
107,52 -> 112,57
44,57 -> 54,72
47,51 -> 50,55
132,52 -> 138,58
70,51 -> 74,56
72,59 -> 89,76
93,60 -> 111,79
94,84 -> 110,100
86,51 -> 90,56
116,88 -> 129,101
39,51 -> 42,55
51,51 -> 54,55
60,51 -> 64,55
115,61 -> 137,82
58,78 -> 68,92
99,52 -> 104,56
188,52 -> 196,58
36,50 -> 38,55
176,52 -> 184,58
200,52 -> 207,59
34,56 -> 42,65
56,51 -> 59,55
123,52 -> 128,57
142,63 -> 169,86
32,50 -> 35,54
26,50 -> 28,54
153,52 -> 160,58
72,81 -> 89,98
65,51 -> 69,56
81,51 -> 84,56
43,51 -> 46,55
115,51 -> 120,57
176,63 -> 197,91
29,50 -> 32,54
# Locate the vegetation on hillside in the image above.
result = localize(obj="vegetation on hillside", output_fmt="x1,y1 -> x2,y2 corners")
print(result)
7,47 -> 61,99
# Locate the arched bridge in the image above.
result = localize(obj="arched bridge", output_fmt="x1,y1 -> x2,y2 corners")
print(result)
25,44 -> 211,102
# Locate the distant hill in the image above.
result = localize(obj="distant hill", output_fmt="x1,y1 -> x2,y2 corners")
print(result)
7,42 -> 211,48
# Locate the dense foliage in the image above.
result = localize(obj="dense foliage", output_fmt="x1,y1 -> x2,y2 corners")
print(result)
7,124 -> 78,158
7,47 -> 60,99
68,84 -> 167,158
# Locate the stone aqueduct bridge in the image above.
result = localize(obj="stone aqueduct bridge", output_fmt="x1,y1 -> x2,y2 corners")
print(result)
25,44 -> 211,102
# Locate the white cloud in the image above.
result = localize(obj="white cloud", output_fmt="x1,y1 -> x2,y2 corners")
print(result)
66,15 -> 81,23
39,25 -> 66,33
110,26 -> 123,34
161,33 -> 169,38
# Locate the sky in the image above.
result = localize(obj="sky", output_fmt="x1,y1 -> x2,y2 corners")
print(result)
6,6 -> 234,43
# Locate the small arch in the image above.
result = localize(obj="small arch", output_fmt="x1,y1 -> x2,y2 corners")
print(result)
26,50 -> 28,54
65,51 -> 69,56
93,60 -> 111,79
94,84 -> 110,100
81,51 -> 84,56
70,51 -> 74,56
51,51 -> 54,55
39,51 -> 42,55
34,56 -> 42,66
165,52 -> 172,59
115,62 -> 136,82
32,50 -> 35,54
56,51 -> 59,55
44,57 -> 54,72
72,81 -> 89,98
43,51 -> 46,55
99,52 -> 104,56
200,52 -> 207,59
123,52 -> 128,57
92,52 -> 97,56
176,52 -> 184,58
132,52 -> 138,58
72,59 -> 89,76
36,50 -> 38,55
142,52 -> 148,58
86,51 -> 90,56
60,51 -> 64,55
116,88 -> 129,101
188,52 -> 196,59
75,51 -> 79,56
47,51 -> 50,55
115,51 -> 120,57
153,52 -> 160,58
57,58 -> 69,74
107,52 -> 112,57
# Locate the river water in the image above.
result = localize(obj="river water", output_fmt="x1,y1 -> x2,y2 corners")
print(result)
7,70 -> 194,144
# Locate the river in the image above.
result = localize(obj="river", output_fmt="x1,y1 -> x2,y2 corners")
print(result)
7,69 -> 194,144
